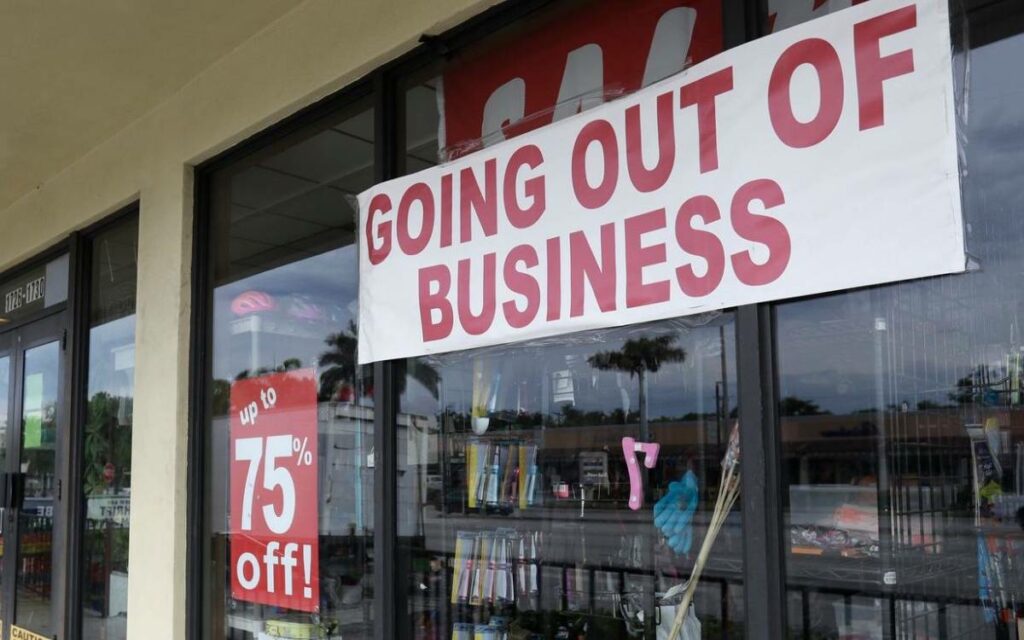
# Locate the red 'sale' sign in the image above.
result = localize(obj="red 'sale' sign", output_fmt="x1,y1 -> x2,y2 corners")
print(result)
230,369 -> 320,612
440,0 -> 723,158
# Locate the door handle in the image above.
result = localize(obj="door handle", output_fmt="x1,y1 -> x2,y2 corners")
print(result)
5,472 -> 26,512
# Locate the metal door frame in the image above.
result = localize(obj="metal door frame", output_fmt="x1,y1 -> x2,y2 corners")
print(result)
0,329 -> 13,638
0,310 -> 69,640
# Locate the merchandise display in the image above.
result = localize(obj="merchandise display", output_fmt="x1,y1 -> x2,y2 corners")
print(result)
465,441 -> 540,511
399,319 -> 744,639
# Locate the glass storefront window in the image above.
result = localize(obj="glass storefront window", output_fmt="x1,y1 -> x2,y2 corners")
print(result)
398,318 -> 743,639
395,7 -> 738,637
80,217 -> 139,640
775,5 -> 1024,639
192,1 -> 1024,638
15,340 -> 60,637
201,101 -> 376,639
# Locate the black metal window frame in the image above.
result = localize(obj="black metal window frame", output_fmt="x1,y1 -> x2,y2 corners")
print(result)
67,203 -> 141,640
183,1 -> 801,639
0,201 -> 139,640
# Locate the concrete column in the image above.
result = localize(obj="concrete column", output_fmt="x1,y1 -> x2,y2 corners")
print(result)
125,164 -> 193,640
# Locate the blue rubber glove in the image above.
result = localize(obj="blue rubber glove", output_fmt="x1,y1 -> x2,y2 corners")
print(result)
653,470 -> 699,555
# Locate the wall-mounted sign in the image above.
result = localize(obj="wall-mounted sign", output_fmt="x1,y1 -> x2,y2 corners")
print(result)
358,0 -> 964,364
1,266 -> 46,324
0,254 -> 69,325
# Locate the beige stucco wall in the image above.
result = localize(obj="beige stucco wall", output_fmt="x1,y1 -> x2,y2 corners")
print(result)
0,0 -> 498,638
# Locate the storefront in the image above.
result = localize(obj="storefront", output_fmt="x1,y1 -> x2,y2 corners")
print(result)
185,0 -> 1024,638
0,215 -> 138,640
0,0 -> 1022,639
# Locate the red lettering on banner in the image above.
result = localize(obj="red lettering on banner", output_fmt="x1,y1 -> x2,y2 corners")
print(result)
357,0 -> 962,366
730,179 -> 791,286
457,254 -> 497,335
854,5 -> 917,130
675,195 -> 726,297
460,160 -> 498,241
230,370 -> 320,612
546,237 -> 562,321
769,38 -> 845,148
504,145 -> 547,228
419,265 -> 454,341
503,245 -> 541,328
625,92 -> 676,192
397,182 -> 434,255
572,119 -> 620,209
625,209 -> 671,308
569,224 -> 617,317
679,67 -> 734,173
440,173 -> 453,247
366,194 -> 392,265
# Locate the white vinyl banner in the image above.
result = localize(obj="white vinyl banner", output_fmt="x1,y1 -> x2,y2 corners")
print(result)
357,0 -> 964,364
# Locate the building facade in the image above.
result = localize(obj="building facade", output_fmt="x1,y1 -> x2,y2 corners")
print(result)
0,0 -> 1021,639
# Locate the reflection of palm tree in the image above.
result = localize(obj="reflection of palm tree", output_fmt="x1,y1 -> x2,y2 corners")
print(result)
318,321 -> 440,401
84,392 -> 132,495
234,358 -> 303,382
319,322 -> 359,401
588,335 -> 686,439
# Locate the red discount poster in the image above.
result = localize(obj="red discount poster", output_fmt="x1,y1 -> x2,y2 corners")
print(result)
229,368 -> 320,612
440,0 -> 723,158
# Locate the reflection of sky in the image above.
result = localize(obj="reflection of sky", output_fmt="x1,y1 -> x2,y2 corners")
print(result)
401,317 -> 737,421
88,314 -> 136,397
213,246 -> 357,381
24,340 -> 60,419
777,33 -> 1024,415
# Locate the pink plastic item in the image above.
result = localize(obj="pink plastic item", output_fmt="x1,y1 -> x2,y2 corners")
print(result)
622,437 -> 661,510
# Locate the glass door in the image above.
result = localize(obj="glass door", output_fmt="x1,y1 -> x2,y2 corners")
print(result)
0,314 -> 66,640
0,331 -> 11,638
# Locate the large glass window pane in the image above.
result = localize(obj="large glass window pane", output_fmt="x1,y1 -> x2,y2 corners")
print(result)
0,354 -> 8,627
80,217 -> 138,640
202,102 -> 375,640
398,317 -> 744,639
395,5 -> 740,637
15,340 -> 59,637
776,6 -> 1024,638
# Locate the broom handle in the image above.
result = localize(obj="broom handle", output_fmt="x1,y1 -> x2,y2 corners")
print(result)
667,475 -> 740,640
678,483 -> 738,619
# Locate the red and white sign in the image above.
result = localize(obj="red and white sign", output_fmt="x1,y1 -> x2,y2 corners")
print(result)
440,0 -> 722,158
358,0 -> 964,364
768,0 -> 869,34
230,369 -> 319,612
